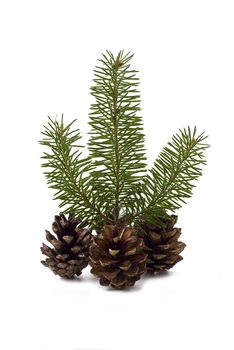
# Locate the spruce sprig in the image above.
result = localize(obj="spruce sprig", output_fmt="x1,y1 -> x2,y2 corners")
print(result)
40,51 -> 209,229
134,127 -> 209,224
88,50 -> 147,221
40,116 -> 108,226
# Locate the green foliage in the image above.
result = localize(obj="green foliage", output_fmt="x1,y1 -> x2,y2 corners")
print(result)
40,116 -> 107,227
40,51 -> 209,229
135,127 -> 209,224
88,50 -> 147,221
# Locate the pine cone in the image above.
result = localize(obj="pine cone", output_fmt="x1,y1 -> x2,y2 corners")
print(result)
142,215 -> 186,273
89,224 -> 147,289
41,213 -> 93,278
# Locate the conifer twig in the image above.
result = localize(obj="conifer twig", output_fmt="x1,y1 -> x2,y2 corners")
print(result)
40,116 -> 108,226
138,127 -> 209,223
88,50 -> 147,223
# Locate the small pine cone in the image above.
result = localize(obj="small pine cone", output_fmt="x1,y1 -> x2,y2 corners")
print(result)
142,215 -> 186,273
41,213 -> 93,278
89,224 -> 147,289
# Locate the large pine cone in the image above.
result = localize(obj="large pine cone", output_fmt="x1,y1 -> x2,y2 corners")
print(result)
142,215 -> 186,273
89,224 -> 147,289
41,213 -> 93,278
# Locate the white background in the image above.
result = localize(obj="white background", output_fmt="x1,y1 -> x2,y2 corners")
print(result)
0,1 -> 233,349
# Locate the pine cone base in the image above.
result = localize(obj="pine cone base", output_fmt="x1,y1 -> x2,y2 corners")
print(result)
89,224 -> 147,289
143,215 -> 186,273
41,248 -> 88,279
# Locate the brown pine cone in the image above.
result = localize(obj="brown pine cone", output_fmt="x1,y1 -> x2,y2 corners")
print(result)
89,224 -> 147,289
142,215 -> 186,273
41,213 -> 93,278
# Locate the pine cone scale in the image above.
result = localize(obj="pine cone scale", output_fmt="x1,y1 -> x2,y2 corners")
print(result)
119,260 -> 132,271
41,243 -> 56,258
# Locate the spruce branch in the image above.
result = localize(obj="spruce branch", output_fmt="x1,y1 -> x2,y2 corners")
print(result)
88,50 -> 147,223
40,115 -> 108,226
40,51 -> 209,230
138,126 -> 209,223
